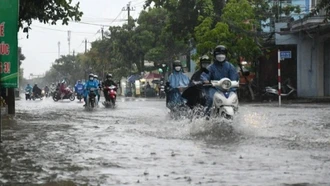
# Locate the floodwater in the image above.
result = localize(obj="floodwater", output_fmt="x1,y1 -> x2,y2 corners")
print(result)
1,96 -> 330,186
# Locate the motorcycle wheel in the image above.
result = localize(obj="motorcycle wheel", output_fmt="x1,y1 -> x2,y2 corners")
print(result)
53,95 -> 59,102
69,94 -> 75,101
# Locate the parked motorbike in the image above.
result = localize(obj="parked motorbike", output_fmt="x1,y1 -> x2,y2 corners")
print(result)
85,88 -> 97,110
102,85 -> 117,108
208,78 -> 239,120
262,81 -> 297,101
53,88 -> 75,102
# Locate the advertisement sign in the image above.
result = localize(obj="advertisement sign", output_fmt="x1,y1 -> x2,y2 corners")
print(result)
0,0 -> 19,88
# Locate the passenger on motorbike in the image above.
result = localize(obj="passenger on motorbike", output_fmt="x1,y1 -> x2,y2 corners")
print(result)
166,60 -> 190,108
93,74 -> 101,103
201,45 -> 239,115
49,83 -> 56,94
75,80 -> 84,96
102,73 -> 117,102
182,55 -> 211,109
83,74 -> 99,106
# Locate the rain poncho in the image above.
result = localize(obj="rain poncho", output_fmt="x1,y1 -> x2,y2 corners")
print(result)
166,71 -> 189,109
25,85 -> 32,93
75,83 -> 84,94
84,80 -> 98,97
201,60 -> 239,115
168,71 -> 189,88
201,61 -> 238,82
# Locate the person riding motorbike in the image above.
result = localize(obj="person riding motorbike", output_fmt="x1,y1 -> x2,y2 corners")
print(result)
49,83 -> 56,96
32,84 -> 42,98
102,73 -> 117,102
182,55 -> 211,109
201,45 -> 239,116
166,60 -> 190,108
59,80 -> 68,99
74,80 -> 85,97
83,73 -> 99,106
25,84 -> 33,100
93,74 -> 101,103
44,85 -> 49,97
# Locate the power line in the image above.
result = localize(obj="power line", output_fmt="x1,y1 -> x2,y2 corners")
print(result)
31,25 -> 96,34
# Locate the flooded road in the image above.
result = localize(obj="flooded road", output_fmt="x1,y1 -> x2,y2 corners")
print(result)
1,97 -> 330,186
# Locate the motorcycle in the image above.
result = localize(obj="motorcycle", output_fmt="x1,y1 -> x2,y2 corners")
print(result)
75,87 -> 84,102
25,91 -> 32,100
262,80 -> 297,101
159,85 -> 166,99
166,85 -> 190,119
85,88 -> 97,110
52,88 -> 75,102
102,85 -> 117,108
208,78 -> 239,120
31,92 -> 43,101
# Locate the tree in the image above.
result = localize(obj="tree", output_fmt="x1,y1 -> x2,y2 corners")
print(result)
312,0 -> 330,19
194,0 -> 262,64
19,0 -> 83,33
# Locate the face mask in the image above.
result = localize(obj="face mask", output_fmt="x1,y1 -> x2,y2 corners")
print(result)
216,54 -> 226,62
175,66 -> 181,72
201,63 -> 209,68
107,78 -> 111,80
89,77 -> 94,81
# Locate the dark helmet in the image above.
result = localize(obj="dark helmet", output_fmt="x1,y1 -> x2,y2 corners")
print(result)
213,45 -> 227,57
106,73 -> 112,79
200,55 -> 211,68
172,60 -> 182,68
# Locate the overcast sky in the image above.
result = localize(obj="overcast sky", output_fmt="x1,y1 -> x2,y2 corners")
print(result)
19,0 -> 145,79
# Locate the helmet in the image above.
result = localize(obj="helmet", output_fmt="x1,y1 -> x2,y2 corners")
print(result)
94,74 -> 98,79
88,73 -> 94,79
106,74 -> 112,79
200,55 -> 211,69
213,45 -> 227,57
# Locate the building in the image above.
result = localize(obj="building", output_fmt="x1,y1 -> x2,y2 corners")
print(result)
274,0 -> 330,97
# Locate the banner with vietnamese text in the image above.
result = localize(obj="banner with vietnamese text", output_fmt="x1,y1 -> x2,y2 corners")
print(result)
0,0 -> 19,88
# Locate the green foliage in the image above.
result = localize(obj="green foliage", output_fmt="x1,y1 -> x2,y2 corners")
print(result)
311,0 -> 330,19
19,0 -> 83,32
194,0 -> 262,64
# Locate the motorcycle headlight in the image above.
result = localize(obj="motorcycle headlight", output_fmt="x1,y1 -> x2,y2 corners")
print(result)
221,80 -> 231,90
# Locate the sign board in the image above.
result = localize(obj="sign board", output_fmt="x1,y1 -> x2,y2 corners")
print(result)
280,51 -> 292,59
0,0 -> 19,88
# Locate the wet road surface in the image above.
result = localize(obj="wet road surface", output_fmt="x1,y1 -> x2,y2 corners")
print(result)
1,96 -> 330,186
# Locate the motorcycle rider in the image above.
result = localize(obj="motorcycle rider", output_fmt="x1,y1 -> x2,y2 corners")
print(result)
75,80 -> 84,96
25,84 -> 33,100
49,83 -> 56,96
201,45 -> 239,116
93,74 -> 101,103
44,85 -> 50,97
182,55 -> 211,109
166,60 -> 190,107
102,73 -> 117,102
59,80 -> 68,99
83,73 -> 99,106
32,84 -> 42,98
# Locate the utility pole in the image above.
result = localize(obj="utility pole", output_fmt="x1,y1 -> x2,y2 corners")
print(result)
122,2 -> 135,27
67,30 -> 71,55
84,39 -> 87,53
122,1 -> 135,75
101,27 -> 104,40
58,41 -> 60,58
